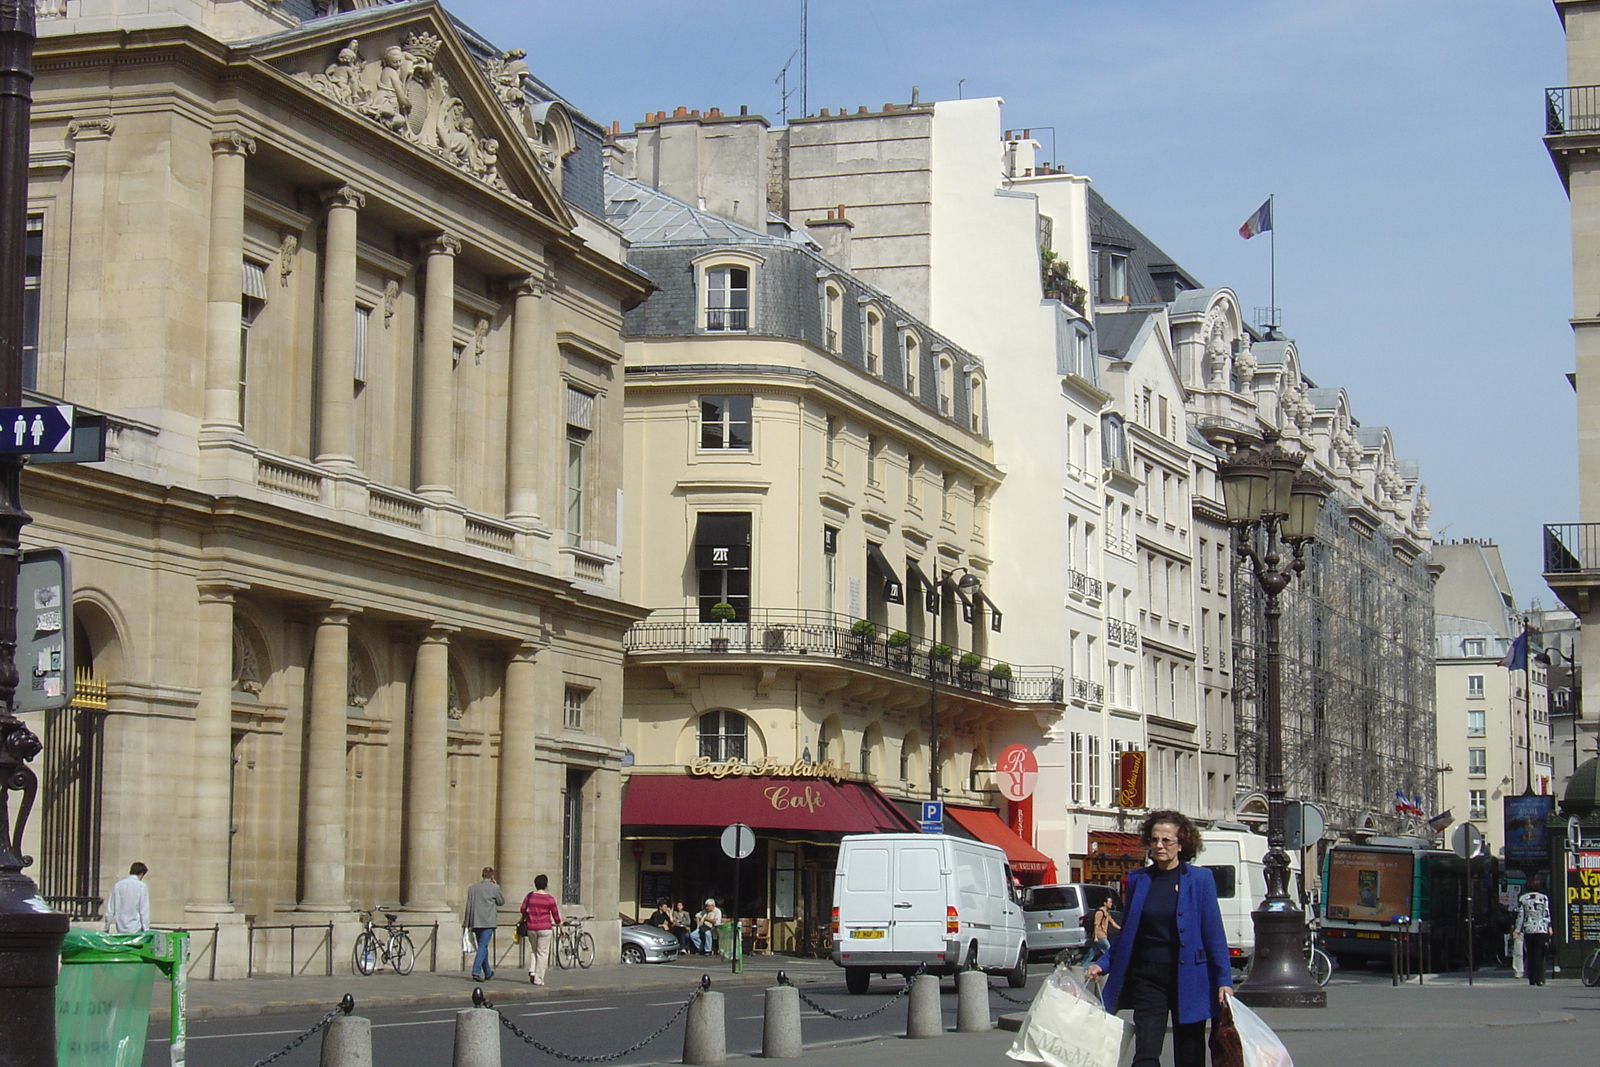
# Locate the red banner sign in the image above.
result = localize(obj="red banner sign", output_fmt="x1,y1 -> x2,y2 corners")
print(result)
1116,751 -> 1146,809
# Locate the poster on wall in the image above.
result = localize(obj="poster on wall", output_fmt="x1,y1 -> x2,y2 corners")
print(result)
1504,795 -> 1554,869
1568,850 -> 1600,942
1324,850 -> 1414,921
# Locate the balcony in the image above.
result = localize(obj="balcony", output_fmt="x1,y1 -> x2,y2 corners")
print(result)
1068,569 -> 1103,601
1106,618 -> 1139,649
1544,86 -> 1600,184
1070,676 -> 1105,705
1544,523 -> 1600,613
624,608 -> 1065,704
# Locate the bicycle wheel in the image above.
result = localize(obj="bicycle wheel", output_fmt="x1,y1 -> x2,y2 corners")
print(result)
555,931 -> 576,969
353,931 -> 379,976
390,931 -> 416,976
1307,947 -> 1332,987
1584,948 -> 1600,987
575,931 -> 595,969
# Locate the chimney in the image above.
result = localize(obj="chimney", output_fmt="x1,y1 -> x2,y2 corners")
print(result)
806,204 -> 855,270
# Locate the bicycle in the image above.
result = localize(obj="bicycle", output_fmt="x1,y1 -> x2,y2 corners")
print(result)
1305,921 -> 1332,987
353,910 -> 415,976
1582,941 -> 1600,987
555,916 -> 595,970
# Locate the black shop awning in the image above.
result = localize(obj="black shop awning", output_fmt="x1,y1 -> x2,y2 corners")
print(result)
695,512 -> 750,569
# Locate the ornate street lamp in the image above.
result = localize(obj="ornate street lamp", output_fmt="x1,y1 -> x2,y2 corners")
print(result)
1220,439 -> 1329,1008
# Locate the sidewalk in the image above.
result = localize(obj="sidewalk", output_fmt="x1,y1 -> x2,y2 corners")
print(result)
154,952 -> 840,1022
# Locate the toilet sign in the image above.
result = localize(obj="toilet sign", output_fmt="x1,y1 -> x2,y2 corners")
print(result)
996,744 -> 1038,802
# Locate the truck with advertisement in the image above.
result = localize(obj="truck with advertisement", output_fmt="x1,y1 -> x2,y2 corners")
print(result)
1319,839 -> 1471,970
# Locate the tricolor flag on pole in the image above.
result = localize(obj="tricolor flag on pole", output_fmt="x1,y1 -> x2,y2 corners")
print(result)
1500,630 -> 1528,671
1238,198 -> 1273,240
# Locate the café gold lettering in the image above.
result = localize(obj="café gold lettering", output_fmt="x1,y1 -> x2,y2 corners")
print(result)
765,784 -> 825,812
688,755 -> 846,782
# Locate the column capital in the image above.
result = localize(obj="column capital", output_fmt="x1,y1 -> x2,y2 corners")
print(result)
198,580 -> 249,604
419,624 -> 460,646
508,640 -> 544,665
209,129 -> 258,156
312,605 -> 357,627
424,232 -> 462,257
510,265 -> 553,299
322,184 -> 367,212
67,115 -> 116,141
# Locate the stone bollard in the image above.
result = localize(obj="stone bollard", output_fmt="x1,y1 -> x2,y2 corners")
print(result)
763,984 -> 802,1059
684,985 -> 726,1066
452,1005 -> 502,1067
955,970 -> 991,1032
319,1012 -> 372,1067
905,973 -> 944,1039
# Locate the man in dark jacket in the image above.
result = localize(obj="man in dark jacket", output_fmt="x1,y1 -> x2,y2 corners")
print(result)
465,866 -> 505,981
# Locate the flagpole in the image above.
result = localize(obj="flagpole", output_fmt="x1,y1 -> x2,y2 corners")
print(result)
1524,618 -> 1534,796
1269,193 -> 1276,335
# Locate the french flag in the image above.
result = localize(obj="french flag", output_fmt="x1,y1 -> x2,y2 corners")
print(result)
1238,199 -> 1272,240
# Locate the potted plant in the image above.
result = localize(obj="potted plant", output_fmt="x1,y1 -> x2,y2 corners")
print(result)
988,662 -> 1013,697
957,651 -> 982,687
930,642 -> 954,679
848,618 -> 877,659
709,601 -> 736,651
887,630 -> 913,670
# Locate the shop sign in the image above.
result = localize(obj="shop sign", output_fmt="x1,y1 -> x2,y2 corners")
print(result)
1568,850 -> 1600,942
1116,751 -> 1145,808
996,744 -> 1038,802
764,784 -> 827,813
688,756 -> 846,782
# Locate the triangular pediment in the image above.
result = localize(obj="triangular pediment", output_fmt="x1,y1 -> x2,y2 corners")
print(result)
250,2 -> 574,228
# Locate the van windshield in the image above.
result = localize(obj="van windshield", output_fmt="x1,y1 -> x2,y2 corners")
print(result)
1024,886 -> 1078,912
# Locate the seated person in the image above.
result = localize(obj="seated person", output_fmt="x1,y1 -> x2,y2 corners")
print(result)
645,899 -> 673,929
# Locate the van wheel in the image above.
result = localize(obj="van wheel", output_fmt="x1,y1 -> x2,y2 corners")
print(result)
964,943 -> 980,971
845,967 -> 870,995
1007,944 -> 1029,988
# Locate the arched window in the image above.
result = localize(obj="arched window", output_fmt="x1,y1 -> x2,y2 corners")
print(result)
864,310 -> 882,375
937,356 -> 953,416
704,266 -> 750,332
823,284 -> 842,352
860,726 -> 878,779
903,332 -> 919,396
968,376 -> 983,433
816,719 -> 832,763
698,709 -> 748,761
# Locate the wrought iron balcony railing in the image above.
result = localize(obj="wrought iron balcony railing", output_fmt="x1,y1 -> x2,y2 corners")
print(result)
624,607 -> 1065,704
1068,568 -> 1103,600
1544,523 -> 1600,574
1106,618 -> 1138,648
1547,86 -> 1600,136
1070,676 -> 1105,705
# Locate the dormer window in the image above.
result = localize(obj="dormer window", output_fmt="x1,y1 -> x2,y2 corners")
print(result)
904,331 -> 919,397
969,376 -> 983,433
937,355 -> 953,416
824,283 -> 842,352
705,266 -> 749,331
864,308 -> 882,375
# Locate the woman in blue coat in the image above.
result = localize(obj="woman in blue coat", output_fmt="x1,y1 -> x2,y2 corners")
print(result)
1086,810 -> 1232,1067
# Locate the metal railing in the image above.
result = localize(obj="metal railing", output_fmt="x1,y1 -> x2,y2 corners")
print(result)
1544,523 -> 1600,573
1106,618 -> 1138,647
1068,568 -> 1103,600
625,608 -> 1064,704
1547,86 -> 1600,135
247,922 -> 336,977
1070,676 -> 1105,705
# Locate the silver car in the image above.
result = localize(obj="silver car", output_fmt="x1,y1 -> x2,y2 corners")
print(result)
1023,883 -> 1117,961
621,921 -> 680,964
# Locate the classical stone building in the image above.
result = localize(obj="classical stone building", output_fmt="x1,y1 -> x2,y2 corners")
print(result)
19,0 -> 647,976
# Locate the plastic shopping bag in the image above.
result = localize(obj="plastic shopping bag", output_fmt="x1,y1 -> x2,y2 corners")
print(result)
1230,998 -> 1294,1067
1008,964 -> 1133,1067
462,926 -> 474,954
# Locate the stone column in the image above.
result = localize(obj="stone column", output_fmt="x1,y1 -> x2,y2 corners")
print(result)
202,131 -> 256,434
403,626 -> 455,911
190,584 -> 242,911
300,608 -> 352,910
316,186 -> 365,471
416,234 -> 461,499
495,643 -> 541,895
505,272 -> 547,522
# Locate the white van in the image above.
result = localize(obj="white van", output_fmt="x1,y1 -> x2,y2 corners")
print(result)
831,833 -> 1028,994
1197,828 -> 1301,970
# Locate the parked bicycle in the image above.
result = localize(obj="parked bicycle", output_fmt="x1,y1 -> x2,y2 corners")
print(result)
1305,920 -> 1332,987
555,915 -> 595,970
353,910 -> 415,976
1583,941 -> 1600,987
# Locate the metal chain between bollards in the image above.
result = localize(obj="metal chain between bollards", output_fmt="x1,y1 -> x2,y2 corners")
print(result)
243,994 -> 354,1067
478,980 -> 702,1063
777,963 -> 927,1021
987,983 -> 1032,1005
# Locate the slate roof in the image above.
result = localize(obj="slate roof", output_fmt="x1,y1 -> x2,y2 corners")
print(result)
604,173 -> 776,244
1087,187 -> 1203,304
1094,310 -> 1154,361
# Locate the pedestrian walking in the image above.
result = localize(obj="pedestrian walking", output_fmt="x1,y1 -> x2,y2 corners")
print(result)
520,874 -> 561,985
465,866 -> 504,982
691,898 -> 723,955
104,862 -> 150,933
1088,896 -> 1121,966
1086,810 -> 1233,1067
1516,876 -> 1552,986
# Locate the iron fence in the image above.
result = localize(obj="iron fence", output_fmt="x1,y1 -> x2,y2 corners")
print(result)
1547,86 -> 1600,135
1545,523 -> 1600,573
625,608 -> 1064,703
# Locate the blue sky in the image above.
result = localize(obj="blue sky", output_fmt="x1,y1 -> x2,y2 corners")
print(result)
453,0 -> 1572,606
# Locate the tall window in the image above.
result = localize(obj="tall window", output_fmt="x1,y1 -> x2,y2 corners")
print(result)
1088,735 -> 1102,805
565,387 -> 594,547
1467,709 -> 1485,736
969,377 -> 983,433
824,414 -> 840,470
696,512 -> 752,622
866,435 -> 883,488
899,738 -> 911,782
1070,733 -> 1084,803
937,356 -> 953,416
698,710 -> 748,760
824,525 -> 838,612
1469,789 -> 1488,821
815,720 -> 831,763
23,214 -> 41,390
705,266 -> 749,331
561,767 -> 586,905
1467,748 -> 1487,776
906,455 -> 921,505
865,310 -> 881,375
563,686 -> 589,731
353,305 -> 371,386
700,395 -> 753,450
1107,253 -> 1127,300
1467,674 -> 1484,698
904,333 -> 918,395
824,284 -> 842,352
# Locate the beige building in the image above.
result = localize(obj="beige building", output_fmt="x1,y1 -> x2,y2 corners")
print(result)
20,0 -> 647,976
608,157 -> 1063,950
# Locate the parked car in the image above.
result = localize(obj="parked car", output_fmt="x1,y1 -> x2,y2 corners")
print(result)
831,832 -> 1027,994
1022,883 -> 1118,962
621,921 -> 680,964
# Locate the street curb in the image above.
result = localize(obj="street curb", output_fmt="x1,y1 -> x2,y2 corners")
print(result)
150,969 -> 790,1023
997,1009 -> 1575,1034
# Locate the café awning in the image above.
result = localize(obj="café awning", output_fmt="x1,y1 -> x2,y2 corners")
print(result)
945,805 -> 1057,877
866,542 -> 904,604
621,773 -> 917,839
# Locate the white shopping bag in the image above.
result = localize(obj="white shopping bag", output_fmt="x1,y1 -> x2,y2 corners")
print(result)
1231,998 -> 1293,1067
1007,967 -> 1133,1067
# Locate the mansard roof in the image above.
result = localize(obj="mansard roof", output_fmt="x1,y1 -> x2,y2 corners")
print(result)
1094,309 -> 1155,361
1087,187 -> 1203,303
605,173 -> 772,244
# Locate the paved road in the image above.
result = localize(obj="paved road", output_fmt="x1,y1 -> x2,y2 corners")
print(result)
146,969 -> 1038,1067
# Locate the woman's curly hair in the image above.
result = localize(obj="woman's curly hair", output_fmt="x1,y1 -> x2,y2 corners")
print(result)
1138,809 -> 1203,862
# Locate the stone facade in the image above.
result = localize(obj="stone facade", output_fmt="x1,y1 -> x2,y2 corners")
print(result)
19,0 -> 647,977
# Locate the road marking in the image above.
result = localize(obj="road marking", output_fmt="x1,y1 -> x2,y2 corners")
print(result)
151,1029 -> 306,1043
516,1006 -> 619,1018
372,1019 -> 455,1029
412,996 -> 607,1014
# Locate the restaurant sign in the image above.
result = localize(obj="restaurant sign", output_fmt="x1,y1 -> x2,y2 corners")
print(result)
688,756 -> 847,782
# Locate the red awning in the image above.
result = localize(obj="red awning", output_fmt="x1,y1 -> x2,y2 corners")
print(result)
621,774 -> 917,836
1087,831 -> 1143,854
945,805 -> 1058,877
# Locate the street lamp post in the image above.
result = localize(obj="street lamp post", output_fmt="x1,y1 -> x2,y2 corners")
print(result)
928,568 -> 980,802
1219,439 -> 1329,1009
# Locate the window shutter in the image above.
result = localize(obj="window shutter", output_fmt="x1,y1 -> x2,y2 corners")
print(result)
353,306 -> 370,383
241,259 -> 268,301
566,386 -> 594,431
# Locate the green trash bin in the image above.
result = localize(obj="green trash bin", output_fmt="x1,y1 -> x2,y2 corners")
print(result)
57,929 -> 189,1067
715,920 -> 742,972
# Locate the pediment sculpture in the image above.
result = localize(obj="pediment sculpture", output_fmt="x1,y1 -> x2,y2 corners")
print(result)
479,49 -> 577,189
297,34 -> 511,196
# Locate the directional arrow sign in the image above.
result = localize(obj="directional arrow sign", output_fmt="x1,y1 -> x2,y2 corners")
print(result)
0,405 -> 73,454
